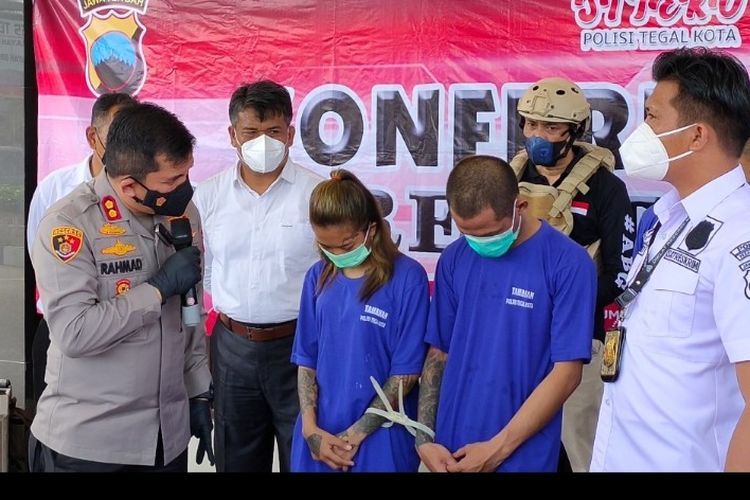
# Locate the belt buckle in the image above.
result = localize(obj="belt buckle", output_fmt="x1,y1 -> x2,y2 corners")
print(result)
245,325 -> 267,341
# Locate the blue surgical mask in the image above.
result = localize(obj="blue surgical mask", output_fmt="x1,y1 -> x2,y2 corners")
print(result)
525,136 -> 569,166
464,204 -> 521,258
320,227 -> 372,268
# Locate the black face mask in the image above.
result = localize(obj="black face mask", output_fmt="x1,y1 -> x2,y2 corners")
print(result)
131,176 -> 193,216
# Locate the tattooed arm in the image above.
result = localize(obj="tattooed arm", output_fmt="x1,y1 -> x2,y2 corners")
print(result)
416,347 -> 447,446
415,346 -> 456,472
336,374 -> 419,454
298,366 -> 353,470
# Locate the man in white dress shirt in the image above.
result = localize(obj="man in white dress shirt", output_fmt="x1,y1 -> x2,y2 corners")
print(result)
590,47 -> 750,472
193,80 -> 324,472
27,92 -> 136,402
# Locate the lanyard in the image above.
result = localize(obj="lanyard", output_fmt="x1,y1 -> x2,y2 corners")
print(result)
615,217 -> 690,309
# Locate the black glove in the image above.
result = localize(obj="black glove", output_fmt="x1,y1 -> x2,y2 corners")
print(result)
189,395 -> 215,466
147,246 -> 201,304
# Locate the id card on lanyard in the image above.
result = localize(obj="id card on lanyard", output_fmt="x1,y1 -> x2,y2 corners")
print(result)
601,217 -> 690,382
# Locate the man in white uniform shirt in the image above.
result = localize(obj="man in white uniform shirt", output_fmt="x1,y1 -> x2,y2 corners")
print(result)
193,80 -> 324,472
27,92 -> 136,402
591,48 -> 750,472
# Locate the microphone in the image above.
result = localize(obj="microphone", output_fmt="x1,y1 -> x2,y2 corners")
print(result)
170,216 -> 200,327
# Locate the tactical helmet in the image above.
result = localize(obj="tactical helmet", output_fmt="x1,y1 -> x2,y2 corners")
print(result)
517,78 -> 590,129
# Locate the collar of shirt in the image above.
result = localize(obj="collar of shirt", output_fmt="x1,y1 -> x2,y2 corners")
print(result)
93,170 -> 132,223
232,157 -> 297,196
82,154 -> 94,183
93,169 -> 163,238
654,166 -> 746,226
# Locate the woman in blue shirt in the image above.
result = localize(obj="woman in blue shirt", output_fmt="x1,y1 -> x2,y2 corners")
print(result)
290,169 -> 429,472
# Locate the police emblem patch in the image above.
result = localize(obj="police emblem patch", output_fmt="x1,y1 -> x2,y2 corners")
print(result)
51,226 -> 84,263
101,240 -> 137,257
115,278 -> 131,295
78,1 -> 149,96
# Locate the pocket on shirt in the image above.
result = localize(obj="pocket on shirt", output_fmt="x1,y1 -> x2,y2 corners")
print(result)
645,268 -> 698,338
278,216 -> 318,271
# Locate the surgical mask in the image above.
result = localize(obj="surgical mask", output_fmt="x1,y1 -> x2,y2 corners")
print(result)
620,122 -> 696,181
525,136 -> 569,166
464,204 -> 521,258
131,176 -> 194,216
320,227 -> 372,268
238,134 -> 288,174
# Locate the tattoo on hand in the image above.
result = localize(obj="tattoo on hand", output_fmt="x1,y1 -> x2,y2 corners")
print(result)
306,433 -> 322,456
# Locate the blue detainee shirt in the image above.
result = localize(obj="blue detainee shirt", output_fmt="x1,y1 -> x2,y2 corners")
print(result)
291,254 -> 429,472
426,221 -> 596,472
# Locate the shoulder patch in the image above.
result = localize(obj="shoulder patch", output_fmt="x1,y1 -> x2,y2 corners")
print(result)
99,222 -> 127,236
678,216 -> 723,255
101,240 -> 137,257
51,226 -> 84,264
101,195 -> 122,221
731,241 -> 750,261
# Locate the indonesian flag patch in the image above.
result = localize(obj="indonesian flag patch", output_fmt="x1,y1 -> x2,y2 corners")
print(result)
571,201 -> 590,217
51,226 -> 84,264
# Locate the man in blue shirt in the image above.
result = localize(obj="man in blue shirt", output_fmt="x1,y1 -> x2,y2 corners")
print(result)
416,155 -> 597,472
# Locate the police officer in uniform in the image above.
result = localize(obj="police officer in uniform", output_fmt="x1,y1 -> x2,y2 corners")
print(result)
591,48 -> 750,472
27,92 -> 137,403
510,77 -> 635,472
28,103 -> 213,472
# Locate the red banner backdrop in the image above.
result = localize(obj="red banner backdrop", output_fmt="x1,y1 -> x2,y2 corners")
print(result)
33,0 -> 750,293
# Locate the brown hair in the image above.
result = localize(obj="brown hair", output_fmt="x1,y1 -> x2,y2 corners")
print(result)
309,169 -> 400,301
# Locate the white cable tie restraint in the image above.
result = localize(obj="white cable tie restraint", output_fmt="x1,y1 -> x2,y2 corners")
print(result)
364,376 -> 435,439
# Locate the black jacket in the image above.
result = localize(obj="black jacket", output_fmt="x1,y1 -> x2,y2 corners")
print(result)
520,147 -> 635,342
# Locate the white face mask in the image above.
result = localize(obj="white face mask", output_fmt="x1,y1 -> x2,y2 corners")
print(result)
237,134 -> 288,174
620,122 -> 696,181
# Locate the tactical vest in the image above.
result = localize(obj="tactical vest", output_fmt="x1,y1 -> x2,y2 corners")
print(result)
510,142 -> 615,272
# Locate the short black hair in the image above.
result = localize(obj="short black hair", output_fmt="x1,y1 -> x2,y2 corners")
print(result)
91,92 -> 137,126
447,155 -> 519,219
653,48 -> 750,157
229,80 -> 292,126
105,102 -> 195,179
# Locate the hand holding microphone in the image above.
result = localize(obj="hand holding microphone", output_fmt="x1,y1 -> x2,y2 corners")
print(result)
170,217 -> 202,326
147,217 -> 202,326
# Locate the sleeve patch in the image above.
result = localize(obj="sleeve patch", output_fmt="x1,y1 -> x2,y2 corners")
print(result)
731,241 -> 750,261
51,226 -> 84,263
